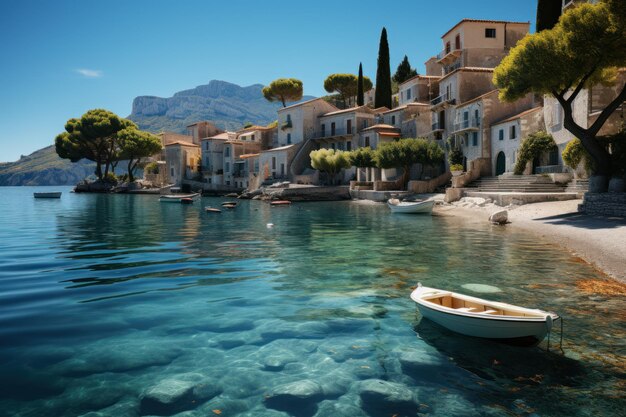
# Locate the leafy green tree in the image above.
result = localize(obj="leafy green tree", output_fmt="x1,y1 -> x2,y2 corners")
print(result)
55,109 -> 134,180
262,78 -> 304,107
323,73 -> 372,108
493,0 -> 626,180
349,146 -> 376,168
374,27 -> 392,109
562,138 -> 593,173
310,148 -> 352,185
536,0 -> 563,32
514,131 -> 557,174
392,55 -> 418,85
357,63 -> 365,106
349,146 -> 376,181
375,138 -> 444,189
117,128 -> 162,182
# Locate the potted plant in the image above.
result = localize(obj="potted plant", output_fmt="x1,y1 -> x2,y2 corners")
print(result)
450,164 -> 464,176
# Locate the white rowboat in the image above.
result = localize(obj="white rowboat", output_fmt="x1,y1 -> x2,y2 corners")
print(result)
411,284 -> 559,344
159,193 -> 200,203
34,192 -> 62,198
387,198 -> 434,214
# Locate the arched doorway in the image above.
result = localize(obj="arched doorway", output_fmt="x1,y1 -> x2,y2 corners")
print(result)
496,151 -> 506,176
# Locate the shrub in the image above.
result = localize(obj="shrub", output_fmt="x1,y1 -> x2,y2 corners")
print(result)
514,131 -> 556,175
348,147 -> 376,168
562,138 -> 593,173
103,172 -> 118,184
450,164 -> 464,172
144,162 -> 159,174
310,148 -> 352,185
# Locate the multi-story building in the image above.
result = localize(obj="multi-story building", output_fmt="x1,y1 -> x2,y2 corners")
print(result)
490,107 -> 544,175
186,121 -> 223,146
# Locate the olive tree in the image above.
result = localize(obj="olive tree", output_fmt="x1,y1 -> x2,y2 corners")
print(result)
375,139 -> 444,189
493,0 -> 626,182
310,148 -> 352,185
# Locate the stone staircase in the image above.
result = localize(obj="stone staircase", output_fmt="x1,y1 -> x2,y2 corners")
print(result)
464,175 -> 567,193
565,178 -> 589,194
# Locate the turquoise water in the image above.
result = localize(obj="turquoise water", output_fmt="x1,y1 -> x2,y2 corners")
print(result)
0,186 -> 624,417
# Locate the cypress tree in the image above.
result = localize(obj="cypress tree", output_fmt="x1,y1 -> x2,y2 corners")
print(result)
374,27 -> 392,109
392,55 -> 418,84
536,0 -> 562,32
357,62 -> 364,106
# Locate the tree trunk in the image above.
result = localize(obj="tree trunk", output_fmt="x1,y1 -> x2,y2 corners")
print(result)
402,166 -> 411,190
562,114 -> 612,177
127,159 -> 135,182
95,162 -> 102,180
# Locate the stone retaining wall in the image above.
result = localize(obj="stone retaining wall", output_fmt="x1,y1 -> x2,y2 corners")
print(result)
578,193 -> 626,217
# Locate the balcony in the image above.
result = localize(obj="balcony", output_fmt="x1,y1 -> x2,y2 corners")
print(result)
313,127 -> 355,140
281,120 -> 292,130
436,47 -> 462,65
430,92 -> 455,109
431,122 -> 444,132
443,60 -> 462,75
453,117 -> 481,133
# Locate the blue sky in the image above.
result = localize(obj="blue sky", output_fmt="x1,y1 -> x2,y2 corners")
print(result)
0,0 -> 535,162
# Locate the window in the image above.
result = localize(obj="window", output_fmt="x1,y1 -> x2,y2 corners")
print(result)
205,141 -> 209,150
225,147 -> 230,157
208,178 -> 212,184
474,109 -> 480,124
485,28 -> 496,38
251,134 -> 255,141
286,114 -> 291,123
331,143 -> 336,150
510,125 -> 517,139
331,122 -> 336,136
226,180 -> 230,185
170,167 -> 174,177
472,132 -> 478,146
455,34 -> 461,50
364,136 -> 370,147
406,89 -> 411,101
225,162 -> 230,172
272,157 -> 276,170
347,119 -> 352,134
287,133 -> 291,144
347,141 -> 352,151
445,41 -> 451,54
280,163 -> 285,175
499,129 -> 504,140
362,119 -> 367,129
391,115 -> 396,125
321,124 -> 326,136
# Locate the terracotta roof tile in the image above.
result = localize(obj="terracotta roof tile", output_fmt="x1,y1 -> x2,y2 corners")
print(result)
441,19 -> 530,38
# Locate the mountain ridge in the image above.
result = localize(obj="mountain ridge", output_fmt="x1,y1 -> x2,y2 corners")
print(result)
1,80 -> 314,185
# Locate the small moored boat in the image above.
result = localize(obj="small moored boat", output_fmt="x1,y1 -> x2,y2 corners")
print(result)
221,201 -> 238,207
205,207 -> 221,213
270,200 -> 291,206
34,192 -> 62,199
411,284 -> 560,344
387,198 -> 434,214
159,193 -> 200,203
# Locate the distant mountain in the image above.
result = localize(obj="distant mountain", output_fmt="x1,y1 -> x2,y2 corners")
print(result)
129,79 -> 315,133
0,146 -> 95,186
3,80 -> 314,186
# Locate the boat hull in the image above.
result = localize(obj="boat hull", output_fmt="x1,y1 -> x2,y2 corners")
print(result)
159,193 -> 200,203
416,303 -> 550,341
387,200 -> 434,214
34,192 -> 62,198
411,286 -> 556,342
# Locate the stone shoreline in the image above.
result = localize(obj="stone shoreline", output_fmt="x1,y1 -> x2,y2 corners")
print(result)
434,199 -> 626,283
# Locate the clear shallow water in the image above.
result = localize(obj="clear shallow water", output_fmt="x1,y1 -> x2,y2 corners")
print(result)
0,186 -> 624,417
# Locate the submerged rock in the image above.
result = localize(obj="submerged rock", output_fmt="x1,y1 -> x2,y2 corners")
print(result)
358,379 -> 417,413
398,350 -> 443,376
265,379 -> 324,414
139,373 -> 220,416
461,283 -> 502,294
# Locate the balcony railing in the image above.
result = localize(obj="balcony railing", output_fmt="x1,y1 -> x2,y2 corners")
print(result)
453,117 -> 481,132
314,128 -> 355,138
436,46 -> 462,61
443,60 -> 462,75
431,122 -> 444,131
281,120 -> 292,130
431,92 -> 455,106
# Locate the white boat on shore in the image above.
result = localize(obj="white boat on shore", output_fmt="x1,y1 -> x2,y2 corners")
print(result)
159,193 -> 200,203
34,192 -> 62,199
387,198 -> 434,214
410,284 -> 560,344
